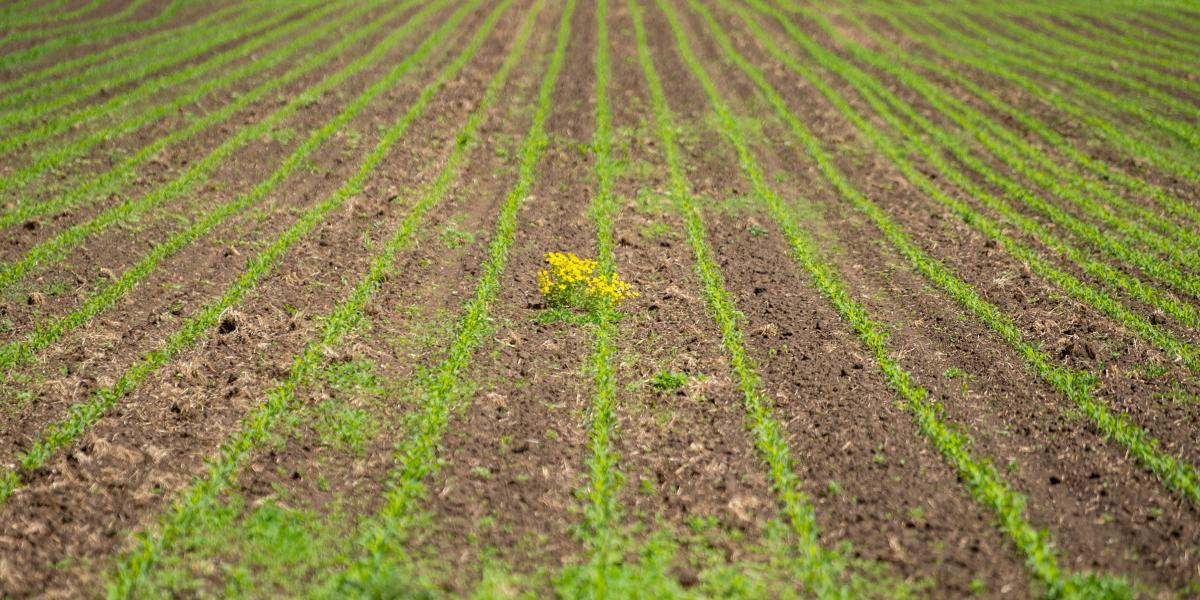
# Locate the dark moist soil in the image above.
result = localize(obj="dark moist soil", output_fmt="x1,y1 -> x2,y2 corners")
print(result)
603,0 -> 781,570
0,0 -> 438,453
214,1 -> 557,594
695,1 -> 1200,592
0,0 -> 424,356
0,2 -> 503,594
841,9 -> 1200,208
756,7 -> 1200,462
406,3 -> 593,592
798,8 -> 1200,296
653,2 -> 1032,597
0,0 -> 223,67
104,2 -> 547,589
0,0 -> 413,264
0,1 -> 240,86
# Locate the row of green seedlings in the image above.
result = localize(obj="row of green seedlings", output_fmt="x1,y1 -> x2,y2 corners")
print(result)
0,0 -> 66,20
0,0 -> 149,47
0,0 -> 476,506
109,0 -> 557,594
0,0 -> 440,374
0,0 -> 309,134
738,0 -> 1200,507
0,0 -> 180,69
564,0 -> 631,593
871,5 -> 1200,185
0,2 -> 248,100
849,2 -> 1200,93
935,9 -> 1200,154
0,0 -> 103,29
741,0 -> 1200,379
0,0 -> 379,222
630,0 -> 862,596
839,4 -> 1200,292
993,9 -> 1200,88
0,1 -> 412,242
942,6 -> 1200,119
327,1 -> 569,591
0,0 -> 341,208
798,3 -> 1200,272
0,0 -> 453,371
661,0 -> 1133,596
821,4 -> 1200,242
754,1 -> 1200,362
0,0 -> 327,174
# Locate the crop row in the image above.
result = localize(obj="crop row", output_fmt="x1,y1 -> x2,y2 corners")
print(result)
760,3 -> 1200,366
0,0 -> 323,174
106,0 -> 546,594
873,6 -> 1200,185
0,0 -> 459,505
0,0 -> 186,70
0,2 -> 247,100
831,5 -> 1200,241
763,0 -> 1200,509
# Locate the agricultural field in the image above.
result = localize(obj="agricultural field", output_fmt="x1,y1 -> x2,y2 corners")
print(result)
0,0 -> 1198,597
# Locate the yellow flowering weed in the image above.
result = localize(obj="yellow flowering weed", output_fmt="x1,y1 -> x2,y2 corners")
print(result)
538,252 -> 636,310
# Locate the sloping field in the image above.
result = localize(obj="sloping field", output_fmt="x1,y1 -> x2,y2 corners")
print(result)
0,0 -> 1198,597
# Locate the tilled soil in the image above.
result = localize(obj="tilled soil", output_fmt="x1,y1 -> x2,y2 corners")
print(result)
1,1 -> 1198,598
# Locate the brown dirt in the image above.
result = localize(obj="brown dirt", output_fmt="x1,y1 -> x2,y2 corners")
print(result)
689,0 -> 1200,592
1,1 -> 1198,597
0,1 -> 508,594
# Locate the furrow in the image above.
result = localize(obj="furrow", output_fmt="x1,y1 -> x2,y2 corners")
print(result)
745,0 -> 1200,509
630,0 -> 857,596
823,5 -> 1200,236
0,1 -> 425,378
682,1 -> 1147,595
750,1 -> 1200,363
0,0 -> 174,68
0,0 -> 460,508
0,2 -> 248,101
0,1 -> 437,294
875,7 -> 1200,183
0,0 -> 366,221
0,0 -> 149,47
321,0 -> 571,593
0,0 -> 322,155
100,0 -> 538,595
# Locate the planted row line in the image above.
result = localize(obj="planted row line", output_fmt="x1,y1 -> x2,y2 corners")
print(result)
0,0 -> 180,70
748,0 -> 1200,508
736,0 -> 1200,380
328,0 -> 571,591
0,0 -> 103,29
679,2 -> 1130,595
572,0 -> 629,592
840,6 -> 1200,288
936,9 -> 1200,150
106,0 -> 544,595
632,0 -> 855,595
782,3 -> 1200,324
825,5 -> 1200,237
0,2 -> 249,101
0,0 -> 430,380
0,0 -> 274,119
0,0 -> 430,295
0,0 -> 149,47
111,0 -> 520,590
872,7 -> 1200,184
0,0 -> 324,158
0,0 -> 366,221
0,0 -> 458,507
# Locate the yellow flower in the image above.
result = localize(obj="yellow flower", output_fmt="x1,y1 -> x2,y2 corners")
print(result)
538,251 -> 637,309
